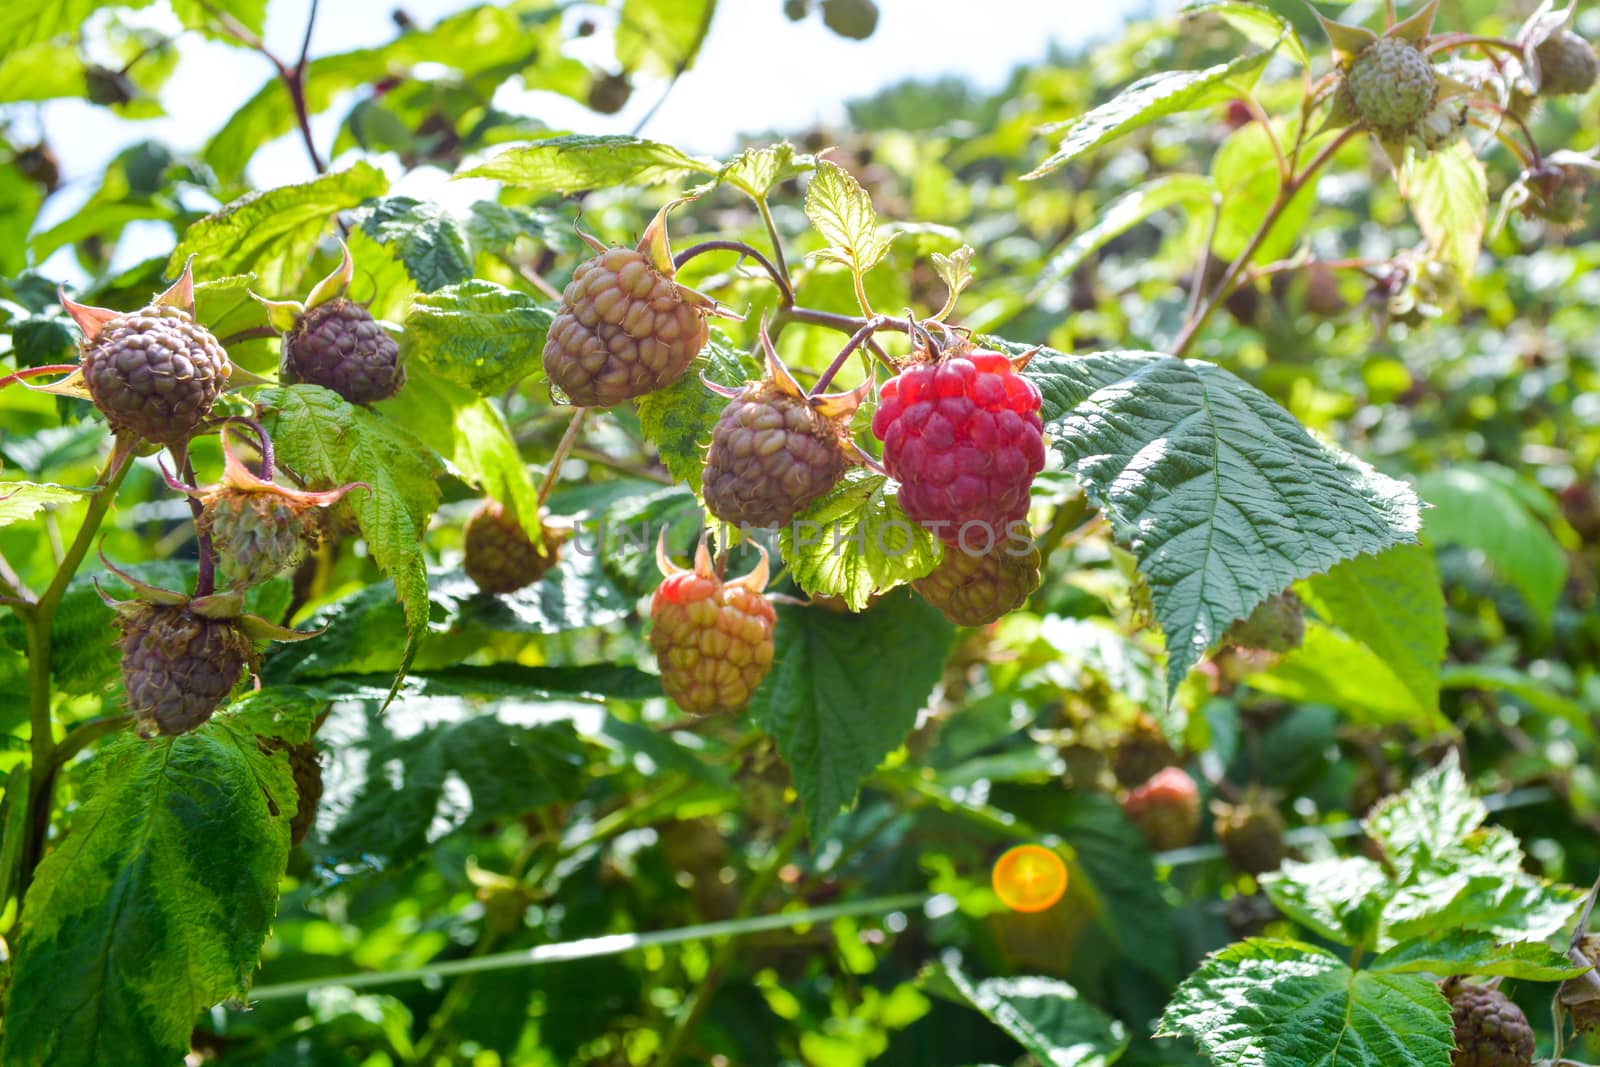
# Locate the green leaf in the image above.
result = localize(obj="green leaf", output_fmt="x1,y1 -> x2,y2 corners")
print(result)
1415,465 -> 1565,624
168,162 -> 390,293
0,41 -> 88,103
1298,545 -> 1446,724
1438,664 -> 1594,741
777,470 -> 941,611
1158,939 -> 1454,1067
257,385 -> 443,693
0,0 -> 152,53
805,158 -> 892,275
1025,51 -> 1273,179
635,332 -> 759,494
1405,141 -> 1487,279
1211,120 -> 1316,263
930,962 -> 1128,1067
321,707 -> 588,871
1262,856 -> 1391,946
404,280 -> 554,394
1246,622 -> 1449,733
1181,1 -> 1308,66
718,142 -> 813,200
1363,754 -> 1485,882
749,589 -> 956,837
354,197 -> 473,293
1032,175 -> 1216,297
1370,933 -> 1589,980
458,134 -> 718,194
169,0 -> 266,38
616,0 -> 716,76
384,368 -> 541,526
2,712 -> 292,1067
0,481 -> 84,526
1023,348 -> 1422,698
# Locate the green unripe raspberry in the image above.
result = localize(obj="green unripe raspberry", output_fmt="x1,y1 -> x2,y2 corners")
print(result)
463,499 -> 561,595
1346,38 -> 1438,135
1213,794 -> 1288,875
913,542 -> 1041,627
1534,30 -> 1598,96
1228,592 -> 1305,653
203,490 -> 318,588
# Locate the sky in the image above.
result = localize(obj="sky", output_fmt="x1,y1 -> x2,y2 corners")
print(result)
15,0 -> 1172,275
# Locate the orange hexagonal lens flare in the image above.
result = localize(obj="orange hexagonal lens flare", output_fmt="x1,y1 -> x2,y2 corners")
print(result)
991,844 -> 1068,913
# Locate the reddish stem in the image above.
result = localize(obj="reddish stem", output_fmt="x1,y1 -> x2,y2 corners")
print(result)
0,364 -> 77,390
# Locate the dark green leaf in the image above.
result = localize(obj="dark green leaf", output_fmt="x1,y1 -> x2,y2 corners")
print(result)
1023,348 -> 1421,697
748,589 -> 956,837
403,280 -> 554,393
2,712 -> 292,1067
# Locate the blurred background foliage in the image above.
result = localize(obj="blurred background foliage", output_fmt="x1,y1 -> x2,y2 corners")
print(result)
2,0 -> 1599,1064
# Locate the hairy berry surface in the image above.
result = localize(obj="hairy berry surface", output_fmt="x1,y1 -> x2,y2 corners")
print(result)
117,603 -> 255,738
703,382 -> 849,528
283,298 -> 404,404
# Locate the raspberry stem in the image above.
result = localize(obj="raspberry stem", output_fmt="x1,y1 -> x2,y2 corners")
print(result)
1172,126 -> 1361,358
19,444 -> 133,901
672,239 -> 792,303
810,316 -> 889,396
536,407 -> 588,511
169,445 -> 218,598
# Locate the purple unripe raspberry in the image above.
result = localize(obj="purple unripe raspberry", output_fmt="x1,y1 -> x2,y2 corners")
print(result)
1444,980 -> 1535,1067
1534,30 -> 1598,96
65,261 -> 231,447
117,603 -> 256,738
702,325 -> 867,529
463,499 -> 562,595
282,298 -> 404,404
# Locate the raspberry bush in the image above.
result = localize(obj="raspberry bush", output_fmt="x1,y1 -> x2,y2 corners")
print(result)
2,1 -> 1600,1065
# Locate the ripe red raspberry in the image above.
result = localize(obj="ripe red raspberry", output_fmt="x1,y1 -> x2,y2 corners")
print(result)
1212,792 -> 1288,875
1444,979 -> 1535,1067
649,537 -> 776,715
912,541 -> 1040,626
1121,767 -> 1201,852
871,341 -> 1045,546
543,204 -> 718,408
463,499 -> 562,595
702,326 -> 867,529
64,261 -> 231,447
